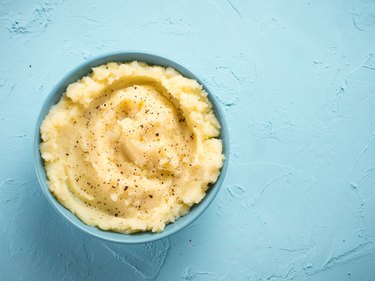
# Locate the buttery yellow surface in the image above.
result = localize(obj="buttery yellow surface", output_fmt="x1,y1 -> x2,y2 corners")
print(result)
40,61 -> 224,233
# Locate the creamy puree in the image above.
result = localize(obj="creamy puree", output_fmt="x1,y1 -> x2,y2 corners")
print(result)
40,61 -> 224,233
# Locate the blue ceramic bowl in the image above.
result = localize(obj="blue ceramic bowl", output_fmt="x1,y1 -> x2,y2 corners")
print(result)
34,51 -> 229,244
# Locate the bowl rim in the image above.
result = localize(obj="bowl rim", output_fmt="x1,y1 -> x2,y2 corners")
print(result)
34,50 -> 230,244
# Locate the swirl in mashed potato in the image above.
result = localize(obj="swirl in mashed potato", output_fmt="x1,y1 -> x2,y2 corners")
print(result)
40,61 -> 224,233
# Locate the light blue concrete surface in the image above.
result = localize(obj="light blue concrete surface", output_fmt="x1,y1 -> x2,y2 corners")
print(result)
1,0 -> 375,280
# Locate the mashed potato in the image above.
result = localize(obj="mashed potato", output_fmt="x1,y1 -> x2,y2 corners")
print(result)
40,61 -> 224,233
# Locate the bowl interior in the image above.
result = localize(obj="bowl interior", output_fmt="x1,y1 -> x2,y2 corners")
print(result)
34,51 -> 229,243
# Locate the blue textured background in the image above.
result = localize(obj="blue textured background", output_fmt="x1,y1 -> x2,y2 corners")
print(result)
1,0 -> 375,280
